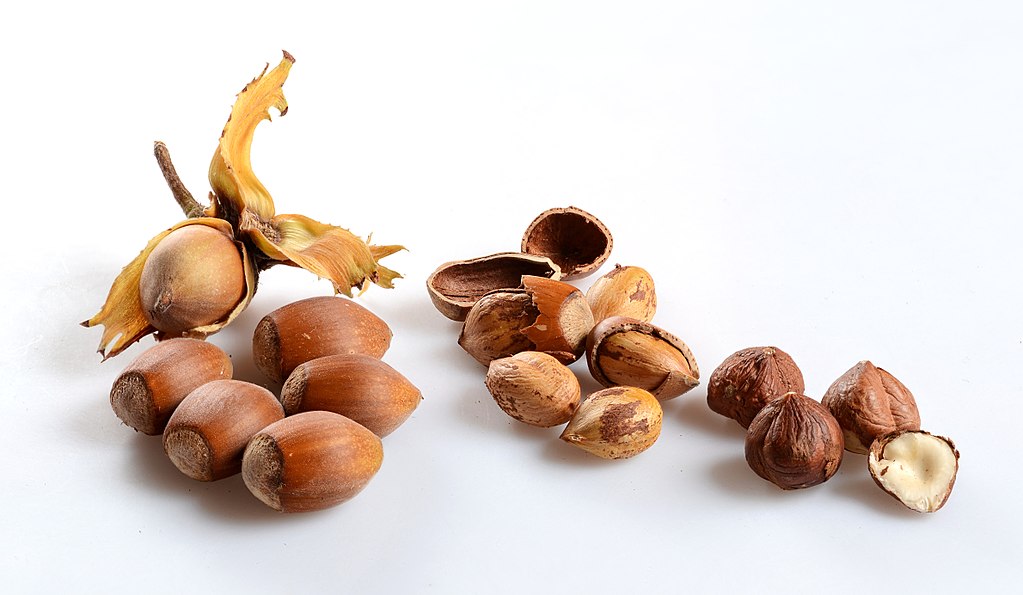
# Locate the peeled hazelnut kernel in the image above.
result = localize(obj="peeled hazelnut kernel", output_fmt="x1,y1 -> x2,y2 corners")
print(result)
585,316 -> 699,400
242,411 -> 384,513
822,361 -> 921,454
560,387 -> 662,460
163,380 -> 285,481
252,296 -> 392,384
280,354 -> 422,437
426,252 -> 561,321
745,392 -> 845,490
707,346 -> 805,429
521,206 -> 613,280
139,224 -> 247,336
109,338 -> 233,435
485,352 -> 581,427
867,430 -> 959,513
585,264 -> 656,323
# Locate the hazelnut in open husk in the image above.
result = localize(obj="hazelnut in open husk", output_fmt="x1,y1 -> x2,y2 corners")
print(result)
585,316 -> 698,400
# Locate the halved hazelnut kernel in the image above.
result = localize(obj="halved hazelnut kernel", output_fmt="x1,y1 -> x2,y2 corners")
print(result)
868,430 -> 959,513
521,206 -> 612,280
426,252 -> 562,321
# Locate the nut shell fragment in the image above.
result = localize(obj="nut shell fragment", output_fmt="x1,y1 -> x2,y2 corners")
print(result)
586,264 -> 656,323
427,252 -> 562,321
560,387 -> 662,459
521,206 -> 612,280
707,346 -> 805,429
822,361 -> 921,454
868,430 -> 958,513
585,316 -> 699,400
485,352 -> 581,427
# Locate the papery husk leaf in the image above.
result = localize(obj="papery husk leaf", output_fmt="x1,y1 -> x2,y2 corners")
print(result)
208,51 -> 293,221
83,218 -> 256,360
247,213 -> 403,297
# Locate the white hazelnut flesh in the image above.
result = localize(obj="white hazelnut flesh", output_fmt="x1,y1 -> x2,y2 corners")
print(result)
867,430 -> 959,513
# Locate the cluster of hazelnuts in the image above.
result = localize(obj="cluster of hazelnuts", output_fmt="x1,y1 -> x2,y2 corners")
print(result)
108,296 -> 420,513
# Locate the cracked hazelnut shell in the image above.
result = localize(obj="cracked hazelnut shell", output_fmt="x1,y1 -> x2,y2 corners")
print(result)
426,252 -> 562,321
521,206 -> 612,280
822,361 -> 921,454
707,346 -> 805,428
585,316 -> 699,400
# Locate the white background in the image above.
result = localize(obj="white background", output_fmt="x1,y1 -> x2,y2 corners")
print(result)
2,1 -> 1021,593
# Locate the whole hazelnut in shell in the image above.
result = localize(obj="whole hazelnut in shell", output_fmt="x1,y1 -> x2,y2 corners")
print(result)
707,346 -> 804,428
560,386 -> 662,460
585,264 -> 656,323
485,351 -> 581,427
822,361 -> 921,454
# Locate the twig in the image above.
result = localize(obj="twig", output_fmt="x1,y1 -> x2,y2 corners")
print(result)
154,141 -> 205,218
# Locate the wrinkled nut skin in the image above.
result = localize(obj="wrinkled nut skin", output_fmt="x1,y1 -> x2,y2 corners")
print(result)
707,346 -> 805,429
586,265 -> 656,323
521,206 -> 613,280
110,338 -> 233,435
242,411 -> 384,513
744,392 -> 845,490
585,316 -> 699,400
560,387 -> 662,459
426,252 -> 562,321
252,296 -> 392,384
163,380 -> 285,481
485,352 -> 581,427
139,224 -> 247,336
868,430 -> 959,513
822,361 -> 921,454
280,354 -> 422,437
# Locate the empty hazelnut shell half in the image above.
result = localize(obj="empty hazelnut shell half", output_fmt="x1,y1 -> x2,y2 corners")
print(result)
822,361 -> 921,454
426,252 -> 562,321
521,206 -> 613,280
560,386 -> 662,460
585,316 -> 699,400
868,430 -> 958,513
707,346 -> 805,429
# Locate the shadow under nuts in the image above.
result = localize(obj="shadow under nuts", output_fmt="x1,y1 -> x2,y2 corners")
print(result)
485,351 -> 581,427
280,354 -> 422,437
707,346 -> 804,429
242,411 -> 384,513
560,386 -> 662,460
822,360 -> 921,454
585,316 -> 699,400
744,392 -> 844,490
252,296 -> 392,384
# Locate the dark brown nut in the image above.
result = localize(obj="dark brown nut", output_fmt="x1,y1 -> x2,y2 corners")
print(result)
485,352 -> 581,427
586,264 -> 656,323
707,346 -> 805,429
163,380 -> 285,481
242,411 -> 384,513
868,430 -> 959,513
426,252 -> 562,321
280,354 -> 422,437
822,361 -> 921,454
521,206 -> 612,280
745,392 -> 844,490
252,296 -> 392,384
458,277 -> 595,366
560,387 -> 662,459
109,338 -> 233,435
585,316 -> 699,400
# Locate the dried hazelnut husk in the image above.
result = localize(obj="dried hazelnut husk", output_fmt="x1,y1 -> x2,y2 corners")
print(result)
521,206 -> 612,280
109,338 -> 233,435
485,352 -> 581,427
458,277 -> 594,366
242,411 -> 384,513
280,354 -> 422,437
585,316 -> 699,400
252,296 -> 392,384
868,430 -> 959,513
744,392 -> 845,490
822,361 -> 921,454
585,264 -> 656,323
163,380 -> 285,481
427,252 -> 562,321
560,387 -> 662,460
707,346 -> 805,429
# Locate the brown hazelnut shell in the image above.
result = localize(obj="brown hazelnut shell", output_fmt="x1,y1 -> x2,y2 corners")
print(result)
585,264 -> 656,323
707,346 -> 805,429
585,316 -> 699,400
519,275 -> 594,361
485,351 -> 581,427
426,252 -> 562,321
822,361 -> 921,454
521,206 -> 612,280
559,386 -> 662,459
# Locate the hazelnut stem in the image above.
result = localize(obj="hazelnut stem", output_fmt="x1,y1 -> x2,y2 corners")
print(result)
154,140 -> 205,219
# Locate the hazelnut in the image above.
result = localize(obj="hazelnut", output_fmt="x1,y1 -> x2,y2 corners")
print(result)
521,206 -> 613,280
280,354 -> 422,437
242,411 -> 384,513
252,296 -> 392,384
867,430 -> 959,513
426,252 -> 562,321
707,346 -> 805,429
163,380 -> 285,481
744,392 -> 844,490
822,361 -> 921,454
560,387 -> 662,459
585,264 -> 656,323
484,352 -> 581,427
585,316 -> 699,400
109,338 -> 233,435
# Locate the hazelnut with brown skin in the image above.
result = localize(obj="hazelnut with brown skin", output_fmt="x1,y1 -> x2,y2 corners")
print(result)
585,316 -> 699,400
707,346 -> 804,428
822,361 -> 921,454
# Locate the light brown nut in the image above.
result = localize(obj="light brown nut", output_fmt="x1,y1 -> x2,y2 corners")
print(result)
485,352 -> 581,427
585,316 -> 699,400
109,338 -> 233,435
426,252 -> 561,321
867,430 -> 959,513
707,346 -> 805,429
585,264 -> 656,323
242,411 -> 384,513
559,387 -> 662,460
822,361 -> 921,454
521,206 -> 612,280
